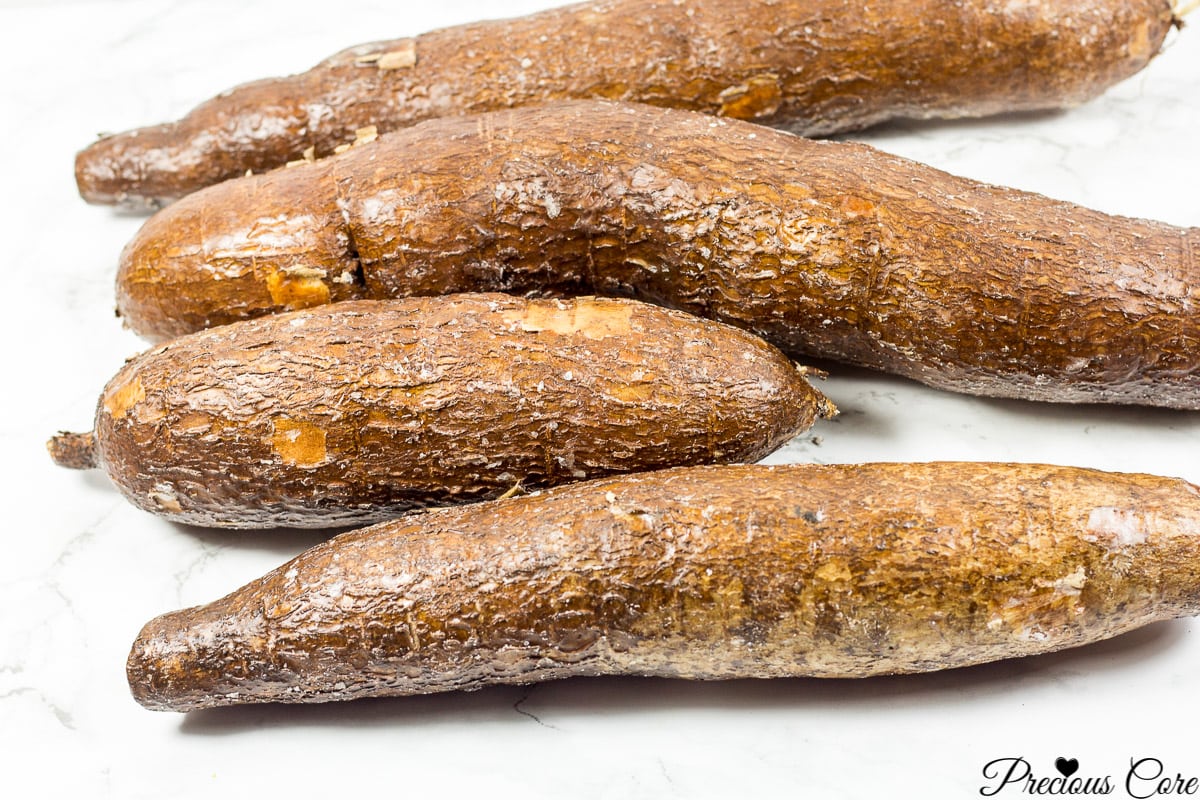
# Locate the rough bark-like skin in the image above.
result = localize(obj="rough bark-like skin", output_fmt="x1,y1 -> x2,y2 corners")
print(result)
127,462 -> 1200,711
75,0 -> 1175,206
50,295 -> 830,529
119,101 -> 1200,408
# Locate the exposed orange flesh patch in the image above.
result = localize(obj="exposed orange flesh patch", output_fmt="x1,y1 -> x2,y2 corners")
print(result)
271,419 -> 328,467
104,375 -> 146,420
1128,19 -> 1153,61
718,74 -> 783,119
839,195 -> 877,216
609,382 -> 662,404
508,300 -> 635,339
266,267 -> 332,310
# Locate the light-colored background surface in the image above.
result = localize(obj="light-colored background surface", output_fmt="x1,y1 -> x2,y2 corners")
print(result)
2,1 -> 1198,797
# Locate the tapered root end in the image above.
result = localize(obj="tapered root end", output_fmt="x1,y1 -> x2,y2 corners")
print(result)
1173,0 -> 1199,23
127,617 -> 183,712
75,128 -> 176,209
75,137 -> 139,208
795,364 -> 838,420
47,431 -> 98,470
816,393 -> 839,421
127,605 -> 267,712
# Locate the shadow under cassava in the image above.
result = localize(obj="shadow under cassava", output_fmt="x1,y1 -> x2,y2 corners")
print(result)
835,107 -> 1070,143
168,521 -> 347,558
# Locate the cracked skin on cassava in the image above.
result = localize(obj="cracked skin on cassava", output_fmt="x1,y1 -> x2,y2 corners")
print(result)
48,294 -> 832,529
75,0 -> 1178,206
117,101 -> 1200,408
126,462 -> 1200,711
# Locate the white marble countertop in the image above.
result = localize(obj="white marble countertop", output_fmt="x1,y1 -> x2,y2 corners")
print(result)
2,1 -> 1198,797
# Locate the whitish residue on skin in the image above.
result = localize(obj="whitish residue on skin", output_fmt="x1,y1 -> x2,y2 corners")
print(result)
493,178 -> 564,219
208,213 -> 320,257
1087,507 -> 1148,546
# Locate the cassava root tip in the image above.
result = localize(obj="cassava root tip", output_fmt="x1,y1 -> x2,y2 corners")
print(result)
47,431 -> 98,470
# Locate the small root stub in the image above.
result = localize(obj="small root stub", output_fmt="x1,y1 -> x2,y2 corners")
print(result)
495,481 -> 527,501
47,431 -> 98,470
